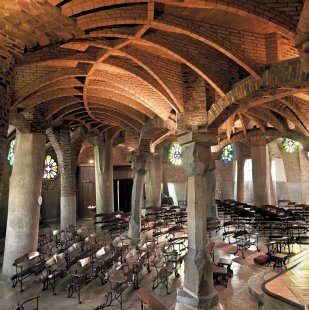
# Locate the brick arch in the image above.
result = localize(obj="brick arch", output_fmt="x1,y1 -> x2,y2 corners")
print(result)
19,47 -> 96,66
263,101 -> 309,136
87,92 -> 155,118
208,58 -> 309,131
89,108 -> 144,131
87,77 -> 170,119
16,88 -> 82,110
14,68 -> 88,105
51,104 -> 85,122
151,14 -> 262,79
103,57 -> 181,111
117,47 -> 184,111
216,128 -> 282,150
88,100 -> 145,124
46,98 -> 84,119
56,0 -> 296,36
139,31 -> 231,95
94,62 -> 178,112
247,107 -> 288,134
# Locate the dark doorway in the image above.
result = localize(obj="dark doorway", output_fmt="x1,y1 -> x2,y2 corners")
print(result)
114,179 -> 133,213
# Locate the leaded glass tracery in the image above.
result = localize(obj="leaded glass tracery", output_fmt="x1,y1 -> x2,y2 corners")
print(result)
43,155 -> 58,179
7,139 -> 16,165
221,144 -> 233,164
282,138 -> 299,153
168,142 -> 182,166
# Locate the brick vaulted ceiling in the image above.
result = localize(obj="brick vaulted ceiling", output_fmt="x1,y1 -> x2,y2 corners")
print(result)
1,0 -> 308,143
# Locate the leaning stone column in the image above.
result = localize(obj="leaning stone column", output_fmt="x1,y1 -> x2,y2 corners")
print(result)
2,131 -> 45,279
47,126 -> 84,229
176,133 -> 219,310
94,138 -> 114,214
236,142 -> 246,202
128,152 -> 152,245
145,145 -> 163,207
251,137 -> 271,206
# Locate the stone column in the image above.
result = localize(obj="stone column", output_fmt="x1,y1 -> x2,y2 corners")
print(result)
251,137 -> 272,206
206,159 -> 220,229
128,153 -> 152,245
47,126 -> 84,229
162,169 -> 170,197
94,138 -> 114,214
2,131 -> 46,279
145,145 -> 163,207
176,133 -> 218,310
0,55 -> 14,236
236,142 -> 246,202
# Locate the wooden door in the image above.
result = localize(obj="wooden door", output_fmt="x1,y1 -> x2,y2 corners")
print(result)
78,166 -> 95,218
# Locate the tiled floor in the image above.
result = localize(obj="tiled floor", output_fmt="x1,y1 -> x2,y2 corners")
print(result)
0,220 -> 307,310
264,252 -> 309,306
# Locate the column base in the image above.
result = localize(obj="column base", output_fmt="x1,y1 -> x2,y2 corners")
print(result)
175,288 -> 219,310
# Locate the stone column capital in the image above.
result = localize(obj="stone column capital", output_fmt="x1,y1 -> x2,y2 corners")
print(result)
248,132 -> 267,146
178,131 -> 216,177
182,141 -> 212,177
129,152 -> 153,175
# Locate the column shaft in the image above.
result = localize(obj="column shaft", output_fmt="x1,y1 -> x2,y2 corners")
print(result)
128,153 -> 152,245
236,143 -> 246,202
94,139 -> 114,214
2,131 -> 46,279
205,162 -> 217,218
176,140 -> 218,310
61,170 -> 76,229
146,146 -> 162,207
251,143 -> 271,206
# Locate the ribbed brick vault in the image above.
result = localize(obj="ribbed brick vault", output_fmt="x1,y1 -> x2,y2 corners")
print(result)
1,0 -> 309,146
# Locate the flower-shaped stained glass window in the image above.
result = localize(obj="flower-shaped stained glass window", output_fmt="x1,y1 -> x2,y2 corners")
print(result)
168,142 -> 182,166
221,144 -> 233,164
7,139 -> 16,165
43,155 -> 58,180
282,138 -> 300,153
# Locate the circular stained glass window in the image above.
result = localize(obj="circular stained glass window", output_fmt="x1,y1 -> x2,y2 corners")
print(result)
221,144 -> 233,164
168,142 -> 182,166
7,139 -> 16,165
43,155 -> 58,180
282,138 -> 300,153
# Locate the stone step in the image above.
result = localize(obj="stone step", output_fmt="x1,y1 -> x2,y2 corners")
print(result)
248,247 -> 309,304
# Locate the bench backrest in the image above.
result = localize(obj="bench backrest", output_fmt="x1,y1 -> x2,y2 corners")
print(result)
135,288 -> 167,310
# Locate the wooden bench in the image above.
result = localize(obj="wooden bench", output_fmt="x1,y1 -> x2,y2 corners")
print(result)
12,294 -> 40,310
67,256 -> 104,304
135,287 -> 167,310
11,251 -> 43,292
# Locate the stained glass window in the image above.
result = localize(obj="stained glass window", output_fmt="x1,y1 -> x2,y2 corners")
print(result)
43,155 -> 58,180
168,142 -> 182,166
282,138 -> 300,153
7,139 -> 16,165
221,144 -> 233,164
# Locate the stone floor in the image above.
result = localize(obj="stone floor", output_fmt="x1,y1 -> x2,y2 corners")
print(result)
0,220 -> 307,310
